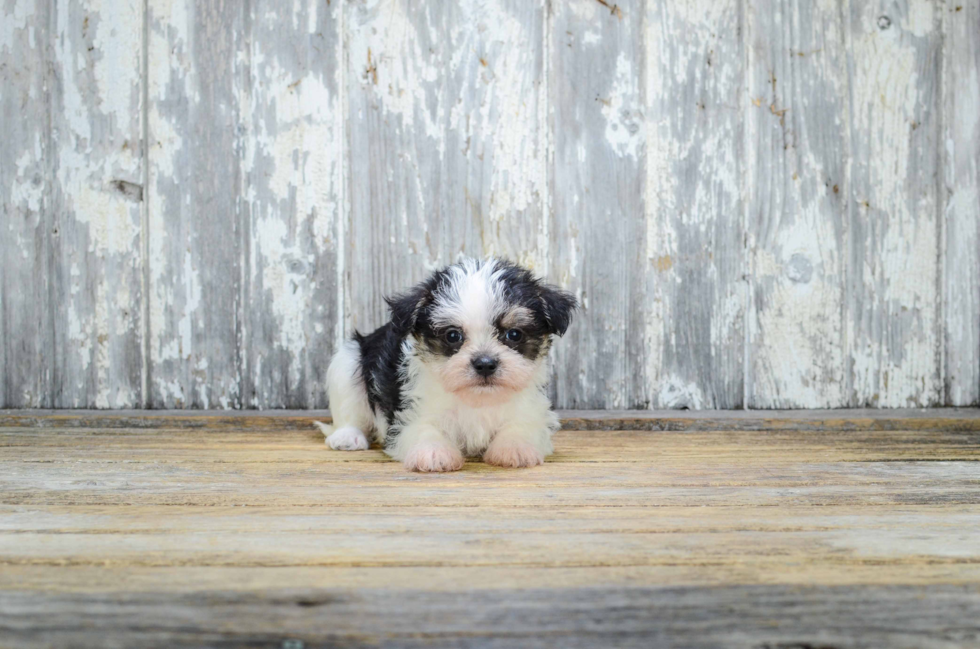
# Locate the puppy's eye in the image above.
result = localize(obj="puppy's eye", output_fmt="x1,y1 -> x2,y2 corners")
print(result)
505,329 -> 523,343
445,328 -> 463,344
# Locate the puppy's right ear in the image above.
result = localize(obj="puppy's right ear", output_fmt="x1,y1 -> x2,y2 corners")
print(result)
385,284 -> 429,336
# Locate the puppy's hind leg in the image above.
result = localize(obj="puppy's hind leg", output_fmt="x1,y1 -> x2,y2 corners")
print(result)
316,340 -> 373,451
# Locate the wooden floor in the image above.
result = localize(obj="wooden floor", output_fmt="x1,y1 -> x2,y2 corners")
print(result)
2,410 -> 980,648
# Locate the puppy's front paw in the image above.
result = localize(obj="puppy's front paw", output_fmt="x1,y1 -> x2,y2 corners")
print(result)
483,440 -> 544,468
326,426 -> 370,451
403,444 -> 465,473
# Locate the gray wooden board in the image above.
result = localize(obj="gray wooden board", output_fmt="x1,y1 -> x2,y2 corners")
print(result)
2,408 -> 980,431
642,0 -> 745,409
1,0 -> 52,408
2,585 -> 979,648
944,1 -> 980,406
52,0 -> 145,409
551,0 -> 643,409
345,0 -> 548,334
146,0 -> 247,408
845,0 -> 944,408
745,0 -> 847,408
1,0 -> 144,408
243,0 -> 343,408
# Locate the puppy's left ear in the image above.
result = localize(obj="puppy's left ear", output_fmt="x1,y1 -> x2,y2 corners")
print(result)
539,285 -> 578,337
385,284 -> 429,336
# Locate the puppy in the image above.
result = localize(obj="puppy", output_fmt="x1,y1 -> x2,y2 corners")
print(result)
315,258 -> 576,472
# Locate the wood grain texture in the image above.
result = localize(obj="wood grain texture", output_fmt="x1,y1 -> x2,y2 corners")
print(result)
52,0 -> 145,409
846,0 -> 944,407
146,0 -> 247,408
745,0 -> 847,408
944,1 -> 980,406
3,586 -> 978,649
2,0 -> 144,408
4,407 -> 980,431
345,0 -> 548,334
551,0 -> 643,409
643,0 -> 745,409
1,0 -> 53,408
3,0 -> 979,410
2,414 -> 980,646
243,0 -> 343,408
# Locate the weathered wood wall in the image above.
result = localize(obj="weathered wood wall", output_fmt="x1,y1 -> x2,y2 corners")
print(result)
2,0 -> 978,409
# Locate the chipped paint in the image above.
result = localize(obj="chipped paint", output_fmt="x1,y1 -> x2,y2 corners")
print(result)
847,0 -> 942,407
640,0 -> 743,408
600,52 -> 644,159
745,0 -> 847,408
2,0 -> 975,409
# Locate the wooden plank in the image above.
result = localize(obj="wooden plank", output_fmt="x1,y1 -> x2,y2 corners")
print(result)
1,1 -> 144,408
4,409 -> 980,431
4,425 -> 980,455
2,427 -> 979,510
2,420 -> 979,646
345,0 -> 548,333
846,0 -> 944,407
2,585 -> 978,647
4,562 -> 980,594
3,465 -> 978,509
560,408 -> 980,431
6,503 -> 977,535
944,1 -> 980,406
550,0 -> 643,408
5,438 -> 979,464
0,0 -> 53,408
4,516 -> 980,568
243,0 -> 343,408
745,0 -> 847,407
51,0 -> 145,408
146,0 -> 246,408
6,440 -> 980,477
641,0 -> 745,408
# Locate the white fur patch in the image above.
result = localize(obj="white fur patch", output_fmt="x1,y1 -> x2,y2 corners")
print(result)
484,439 -> 545,468
403,443 -> 465,472
324,339 -> 380,445
325,425 -> 370,451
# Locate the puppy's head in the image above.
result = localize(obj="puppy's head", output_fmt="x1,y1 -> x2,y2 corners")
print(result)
387,258 -> 576,405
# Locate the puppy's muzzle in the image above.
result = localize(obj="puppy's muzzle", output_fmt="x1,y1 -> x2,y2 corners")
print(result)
471,355 -> 499,378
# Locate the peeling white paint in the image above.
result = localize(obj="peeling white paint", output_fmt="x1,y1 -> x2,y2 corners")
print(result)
601,52 -> 644,160
352,0 -> 443,144
0,0 -> 35,50
903,0 -> 936,38
658,377 -> 705,409
91,0 -> 141,135
10,147 -> 44,211
3,0 -> 972,410
848,5 -> 941,407
178,250 -> 200,361
744,0 -> 849,408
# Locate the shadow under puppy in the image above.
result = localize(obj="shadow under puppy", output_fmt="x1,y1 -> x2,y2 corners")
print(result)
315,258 -> 576,472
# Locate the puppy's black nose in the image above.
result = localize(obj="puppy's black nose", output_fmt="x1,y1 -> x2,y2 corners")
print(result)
471,355 -> 498,378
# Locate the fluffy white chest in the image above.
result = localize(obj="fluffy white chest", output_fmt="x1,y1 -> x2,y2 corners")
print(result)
439,403 -> 508,456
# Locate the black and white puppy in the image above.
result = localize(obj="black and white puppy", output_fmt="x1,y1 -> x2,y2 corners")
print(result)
315,258 -> 576,472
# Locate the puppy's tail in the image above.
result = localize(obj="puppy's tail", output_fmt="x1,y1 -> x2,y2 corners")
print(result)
313,420 -> 335,439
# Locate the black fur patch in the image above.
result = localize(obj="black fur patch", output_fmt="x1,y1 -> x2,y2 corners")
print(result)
491,260 -> 577,351
353,323 -> 405,430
